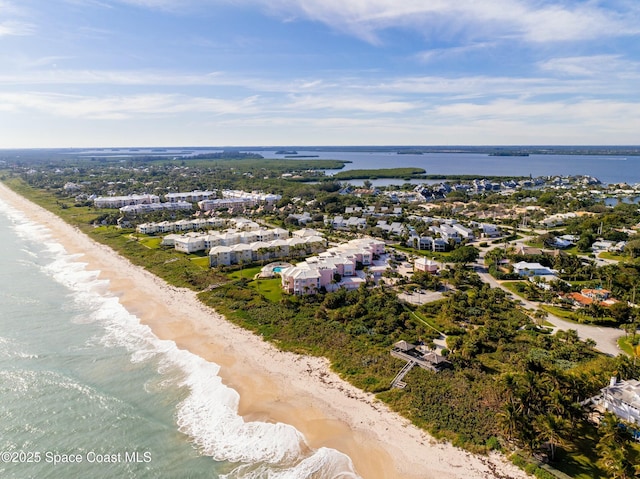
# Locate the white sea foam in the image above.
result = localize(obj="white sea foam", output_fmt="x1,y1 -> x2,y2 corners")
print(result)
0,336 -> 39,360
0,200 -> 361,479
221,447 -> 360,479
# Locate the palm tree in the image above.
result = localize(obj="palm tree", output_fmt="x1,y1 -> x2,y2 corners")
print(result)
533,413 -> 568,461
498,400 -> 523,443
533,309 -> 548,327
596,413 -> 635,479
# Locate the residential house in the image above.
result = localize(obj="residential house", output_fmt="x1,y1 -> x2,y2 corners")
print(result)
512,261 -> 555,277
591,377 -> 640,425
568,288 -> 619,307
414,257 -> 439,274
592,240 -> 616,252
478,223 -> 502,238
515,246 -> 543,256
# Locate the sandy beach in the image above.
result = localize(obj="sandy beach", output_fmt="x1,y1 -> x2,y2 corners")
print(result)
0,182 -> 529,479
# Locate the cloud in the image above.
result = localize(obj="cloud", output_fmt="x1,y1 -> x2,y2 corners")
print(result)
537,55 -> 640,79
2,65 -> 636,104
0,91 -> 260,119
236,0 -> 640,44
285,94 -> 417,113
103,0 -> 640,48
0,20 -> 35,36
0,1 -> 35,36
430,98 -> 640,130
416,42 -> 495,63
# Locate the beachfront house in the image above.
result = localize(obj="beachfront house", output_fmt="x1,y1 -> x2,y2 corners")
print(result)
589,377 -> 640,425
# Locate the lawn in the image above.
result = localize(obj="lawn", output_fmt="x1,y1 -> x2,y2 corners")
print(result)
618,337 -> 634,355
138,236 -> 162,249
406,307 -> 445,335
598,251 -> 625,261
540,304 -> 577,322
552,422 -> 604,479
250,278 -> 283,303
228,265 -> 263,281
190,257 -> 210,269
500,280 -> 527,297
617,335 -> 640,357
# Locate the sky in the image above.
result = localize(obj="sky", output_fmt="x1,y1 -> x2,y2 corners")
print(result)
0,0 -> 639,147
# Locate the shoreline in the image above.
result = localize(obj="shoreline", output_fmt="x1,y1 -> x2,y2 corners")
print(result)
0,182 -> 529,479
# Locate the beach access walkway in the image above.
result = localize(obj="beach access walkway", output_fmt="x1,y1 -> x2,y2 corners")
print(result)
390,341 -> 451,388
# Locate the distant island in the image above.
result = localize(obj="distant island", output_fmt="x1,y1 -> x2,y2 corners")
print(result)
332,167 -> 426,180
275,150 -> 298,155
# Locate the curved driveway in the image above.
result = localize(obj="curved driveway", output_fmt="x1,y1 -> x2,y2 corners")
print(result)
473,262 -> 624,357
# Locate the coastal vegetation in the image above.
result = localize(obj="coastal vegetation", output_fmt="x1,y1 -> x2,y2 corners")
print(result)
2,151 -> 640,478
331,167 -> 425,180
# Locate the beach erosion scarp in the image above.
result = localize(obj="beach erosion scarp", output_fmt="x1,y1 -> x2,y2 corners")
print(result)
0,182 -> 530,479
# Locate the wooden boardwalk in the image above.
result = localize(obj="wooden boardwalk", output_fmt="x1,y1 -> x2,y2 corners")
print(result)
390,360 -> 416,389
390,341 -> 451,389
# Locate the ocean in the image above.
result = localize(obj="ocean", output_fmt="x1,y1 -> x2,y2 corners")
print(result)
0,197 -> 359,478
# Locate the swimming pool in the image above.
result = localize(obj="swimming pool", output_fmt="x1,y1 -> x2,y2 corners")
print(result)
272,267 -> 284,273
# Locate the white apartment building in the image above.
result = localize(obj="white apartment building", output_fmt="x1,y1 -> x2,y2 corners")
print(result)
165,190 -> 216,203
119,202 -> 192,214
94,194 -> 160,208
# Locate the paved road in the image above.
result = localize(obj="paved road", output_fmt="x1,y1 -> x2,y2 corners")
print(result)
473,262 -> 624,356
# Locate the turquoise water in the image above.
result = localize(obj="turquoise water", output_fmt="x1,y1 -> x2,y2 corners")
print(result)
272,267 -> 284,273
0,198 -> 359,479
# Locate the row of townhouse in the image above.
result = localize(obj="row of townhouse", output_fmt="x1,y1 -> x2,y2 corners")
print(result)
137,217 -> 228,235
120,201 -> 192,215
209,235 -> 326,267
280,238 -> 386,295
343,206 -> 403,215
327,216 -> 367,229
430,223 -> 474,242
325,216 -> 406,235
376,220 -> 406,236
165,227 -> 291,254
94,194 -> 160,208
198,198 -> 260,211
221,190 -> 282,203
137,217 -> 259,235
406,234 -> 448,252
164,190 -> 216,203
197,190 -> 282,212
